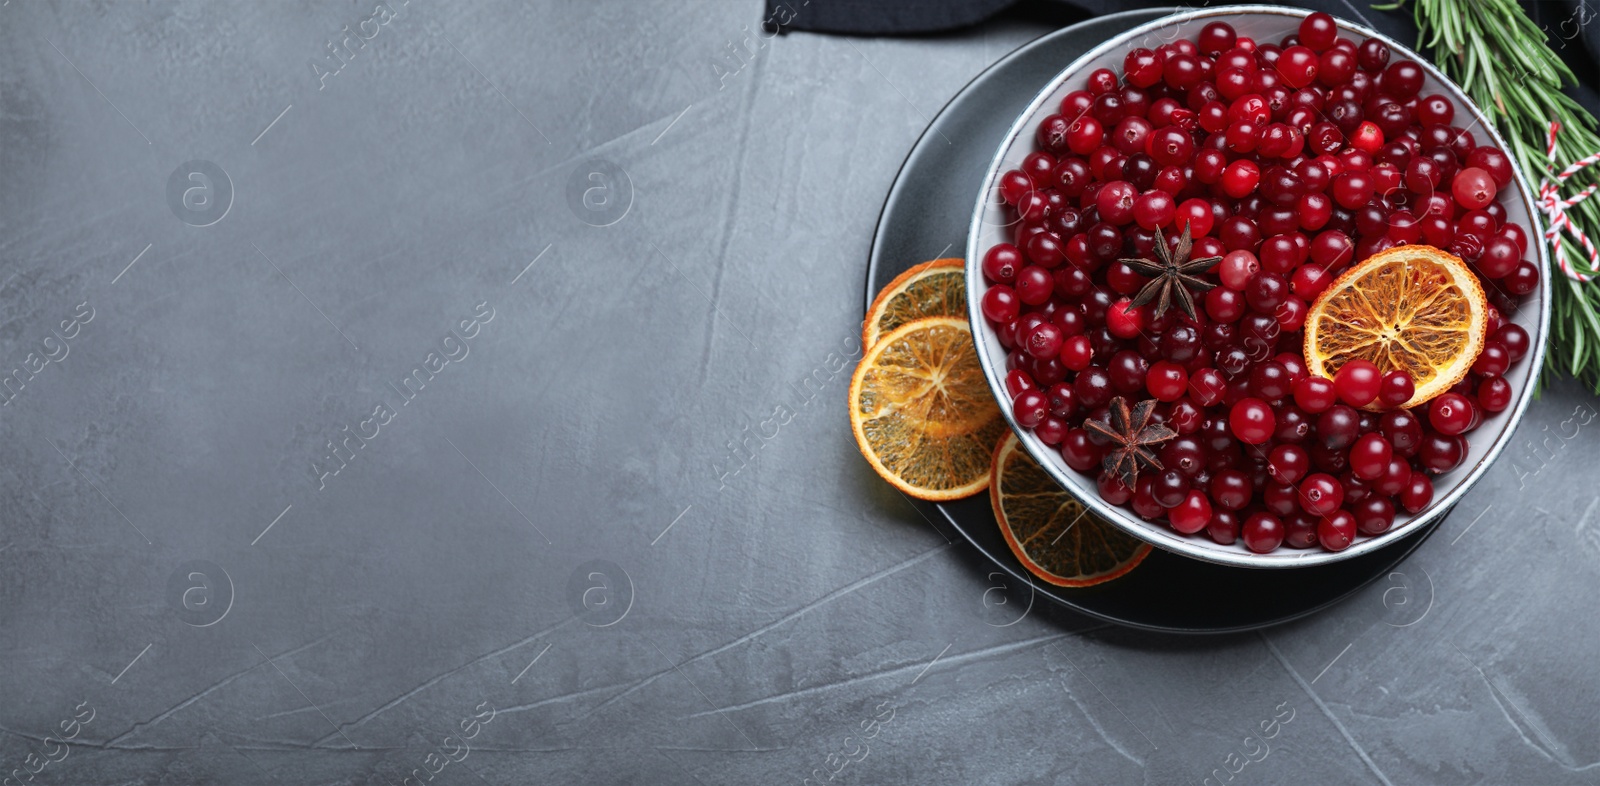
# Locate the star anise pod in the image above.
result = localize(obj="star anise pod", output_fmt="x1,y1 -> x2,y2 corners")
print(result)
1118,222 -> 1222,321
1084,397 -> 1177,488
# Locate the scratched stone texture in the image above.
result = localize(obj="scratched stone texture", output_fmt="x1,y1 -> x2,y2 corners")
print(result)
1,1 -> 1598,784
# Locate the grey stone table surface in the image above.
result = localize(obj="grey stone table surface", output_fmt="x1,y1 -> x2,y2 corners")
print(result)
2,2 -> 1599,784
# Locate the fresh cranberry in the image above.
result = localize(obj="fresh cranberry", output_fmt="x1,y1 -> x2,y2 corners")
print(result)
1207,509 -> 1241,544
1418,431 -> 1465,474
1428,392 -> 1473,435
1198,22 -> 1237,55
1399,470 -> 1434,513
1166,489 -> 1212,534
1377,369 -> 1415,408
1478,377 -> 1513,413
1298,472 -> 1345,516
1293,376 -> 1337,413
1012,389 -> 1048,428
1211,469 -> 1253,510
1147,360 -> 1188,402
1230,398 -> 1276,444
1348,433 -> 1394,480
1333,359 -> 1382,407
1317,404 -> 1361,449
1106,299 -> 1146,339
1353,496 -> 1396,535
1317,510 -> 1358,551
1242,512 -> 1285,553
1298,12 -> 1338,51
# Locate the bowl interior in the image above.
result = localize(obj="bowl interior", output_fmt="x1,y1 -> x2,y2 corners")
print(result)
966,5 -> 1550,567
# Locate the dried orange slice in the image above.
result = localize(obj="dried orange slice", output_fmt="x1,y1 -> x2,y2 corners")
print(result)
1304,244 -> 1488,410
863,258 -> 966,350
850,317 -> 1006,500
990,433 -> 1151,587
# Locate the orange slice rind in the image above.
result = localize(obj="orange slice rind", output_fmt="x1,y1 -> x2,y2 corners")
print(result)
1304,244 -> 1488,410
990,433 -> 1151,587
849,317 -> 1006,501
862,258 -> 967,350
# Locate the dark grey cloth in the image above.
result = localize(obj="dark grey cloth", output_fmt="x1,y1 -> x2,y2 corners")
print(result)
765,0 -> 1600,115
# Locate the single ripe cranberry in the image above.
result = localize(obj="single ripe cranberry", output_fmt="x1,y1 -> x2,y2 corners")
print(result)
1429,392 -> 1473,435
1472,341 -> 1510,377
1109,350 -> 1150,394
1418,431 -> 1466,474
1106,298 -> 1146,339
1376,457 -> 1411,497
1198,21 -> 1237,55
1147,360 -> 1189,402
1208,509 -> 1241,545
983,244 -> 1023,284
982,285 -> 1020,324
1504,261 -> 1540,296
1015,266 -> 1053,305
1377,369 -> 1415,409
1152,469 -> 1192,509
1476,236 -> 1520,279
1230,397 -> 1276,444
1246,271 -> 1288,313
1013,389 -> 1048,428
1495,323 -> 1530,362
1351,121 -> 1384,153
1023,321 -> 1065,359
1160,325 -> 1201,363
1123,48 -> 1165,88
1222,159 -> 1261,198
1354,496 -> 1396,535
1478,377 -> 1513,413
1168,490 -> 1213,534
1317,404 -> 1361,449
1189,368 -> 1227,406
1059,335 -> 1092,371
1280,46 -> 1320,89
1298,472 -> 1345,516
1293,376 -> 1337,413
1298,12 -> 1338,51
1097,470 -> 1133,505
1358,38 -> 1391,72
1349,432 -> 1394,480
1075,367 -> 1113,410
1061,429 -> 1100,472
1284,513 -> 1320,549
1380,60 -> 1425,98
1046,382 -> 1076,419
1400,470 -> 1434,513
1333,359 -> 1382,407
1317,510 -> 1358,551
1219,250 -> 1260,290
1268,443 -> 1310,485
1452,166 -> 1497,210
1242,512 -> 1285,553
1211,469 -> 1253,510
1250,361 -> 1292,400
1169,400 -> 1204,435
1161,436 -> 1205,477
1133,189 -> 1177,230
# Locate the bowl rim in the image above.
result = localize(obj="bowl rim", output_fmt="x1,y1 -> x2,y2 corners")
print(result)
964,3 -> 1552,568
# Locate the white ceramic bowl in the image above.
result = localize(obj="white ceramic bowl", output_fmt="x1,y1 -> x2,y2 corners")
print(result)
966,5 -> 1550,567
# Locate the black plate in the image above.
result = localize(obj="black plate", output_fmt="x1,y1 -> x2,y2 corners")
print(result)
864,8 -> 1444,633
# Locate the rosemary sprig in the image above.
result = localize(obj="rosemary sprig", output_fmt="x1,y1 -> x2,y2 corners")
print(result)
1379,0 -> 1600,389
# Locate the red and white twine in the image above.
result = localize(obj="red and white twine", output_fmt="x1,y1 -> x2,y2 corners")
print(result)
1540,121 -> 1600,282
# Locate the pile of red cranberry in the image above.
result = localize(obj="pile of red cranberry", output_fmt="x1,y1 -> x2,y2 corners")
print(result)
978,13 -> 1537,554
